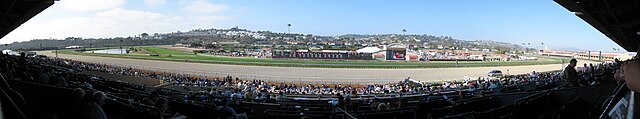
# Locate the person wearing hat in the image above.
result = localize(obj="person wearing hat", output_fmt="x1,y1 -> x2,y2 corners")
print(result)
564,58 -> 580,87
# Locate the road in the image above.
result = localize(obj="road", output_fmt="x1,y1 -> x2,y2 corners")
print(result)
38,51 -> 598,84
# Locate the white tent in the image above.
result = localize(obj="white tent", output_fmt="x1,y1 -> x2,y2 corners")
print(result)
2,50 -> 19,56
356,47 -> 382,53
403,77 -> 424,86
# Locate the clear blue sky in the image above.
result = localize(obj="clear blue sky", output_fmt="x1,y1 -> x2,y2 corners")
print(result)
1,0 -> 624,52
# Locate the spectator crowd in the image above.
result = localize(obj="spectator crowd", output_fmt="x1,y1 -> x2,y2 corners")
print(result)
0,52 -> 622,119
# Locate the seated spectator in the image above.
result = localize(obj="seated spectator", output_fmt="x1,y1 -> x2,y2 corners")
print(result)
18,72 -> 34,81
142,95 -> 158,106
56,76 -> 69,87
371,98 -> 380,111
35,69 -> 50,84
69,88 -> 86,119
394,98 -> 403,109
72,88 -> 86,108
276,91 -> 287,101
614,66 -> 623,83
345,96 -> 352,111
83,91 -> 108,119
255,93 -> 263,100
377,102 -> 389,110
217,99 -> 238,119
244,92 -> 254,100
152,98 -> 169,119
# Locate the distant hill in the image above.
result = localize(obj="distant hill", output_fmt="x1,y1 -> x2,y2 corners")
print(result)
6,27 -> 527,52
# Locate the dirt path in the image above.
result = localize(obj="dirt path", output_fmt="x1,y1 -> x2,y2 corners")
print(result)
38,51 -> 599,84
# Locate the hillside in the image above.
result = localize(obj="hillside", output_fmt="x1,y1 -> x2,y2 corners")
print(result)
7,27 -> 527,52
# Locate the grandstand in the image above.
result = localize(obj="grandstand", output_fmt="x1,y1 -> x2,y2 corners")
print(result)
541,50 -> 633,61
0,54 -> 621,118
0,0 -> 639,119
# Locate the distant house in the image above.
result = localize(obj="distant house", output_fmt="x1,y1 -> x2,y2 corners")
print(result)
173,43 -> 184,47
65,46 -> 82,49
217,41 -> 241,46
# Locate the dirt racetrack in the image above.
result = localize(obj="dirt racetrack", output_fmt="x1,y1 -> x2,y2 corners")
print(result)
38,51 -> 598,84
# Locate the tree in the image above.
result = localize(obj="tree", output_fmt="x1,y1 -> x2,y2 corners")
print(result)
190,43 -> 202,47
205,44 -> 218,49
323,45 -> 332,49
141,33 -> 149,38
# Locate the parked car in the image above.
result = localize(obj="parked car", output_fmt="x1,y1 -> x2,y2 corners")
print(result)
488,70 -> 503,77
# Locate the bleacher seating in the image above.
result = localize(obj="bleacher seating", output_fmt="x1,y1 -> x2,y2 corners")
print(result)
0,53 -> 623,119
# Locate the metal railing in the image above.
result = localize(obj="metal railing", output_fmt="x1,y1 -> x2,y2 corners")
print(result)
336,107 -> 357,119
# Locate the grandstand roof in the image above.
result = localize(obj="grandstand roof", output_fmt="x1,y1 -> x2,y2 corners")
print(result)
0,0 -> 55,39
555,0 -> 640,52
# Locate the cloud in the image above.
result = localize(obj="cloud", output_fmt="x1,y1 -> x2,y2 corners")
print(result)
183,0 -> 229,13
97,8 -> 165,22
1,7 -> 235,43
144,0 -> 167,6
59,0 -> 125,11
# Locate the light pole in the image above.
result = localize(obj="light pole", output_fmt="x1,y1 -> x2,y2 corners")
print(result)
561,59 -> 564,70
90,43 -> 94,53
120,39 -> 124,54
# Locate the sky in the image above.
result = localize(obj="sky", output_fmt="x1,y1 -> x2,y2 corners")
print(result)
0,0 -> 625,52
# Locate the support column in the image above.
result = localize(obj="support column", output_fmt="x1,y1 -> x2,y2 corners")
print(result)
599,51 -> 602,61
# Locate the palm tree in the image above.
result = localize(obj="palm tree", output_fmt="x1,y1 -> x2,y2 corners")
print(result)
287,24 -> 292,34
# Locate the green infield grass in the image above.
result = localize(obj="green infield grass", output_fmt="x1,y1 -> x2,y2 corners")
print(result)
57,46 -> 571,68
